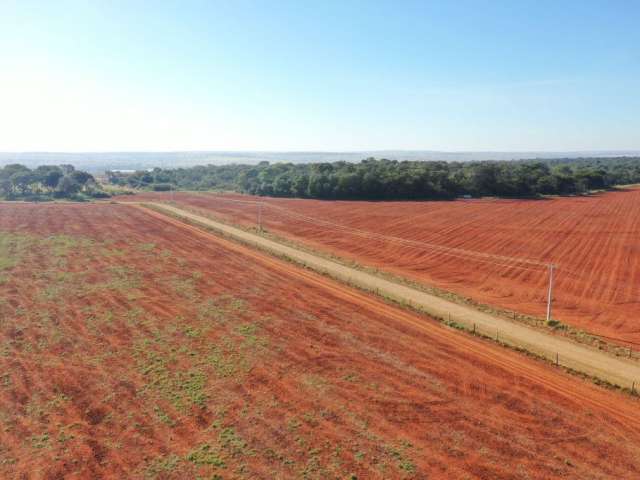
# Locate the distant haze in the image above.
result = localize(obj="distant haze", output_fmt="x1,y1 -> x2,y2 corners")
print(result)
1,151 -> 640,174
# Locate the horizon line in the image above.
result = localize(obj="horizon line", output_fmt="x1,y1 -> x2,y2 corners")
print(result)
2,149 -> 640,155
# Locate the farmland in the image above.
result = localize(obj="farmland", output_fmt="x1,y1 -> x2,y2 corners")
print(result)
1,202 -> 640,479
124,188 -> 640,345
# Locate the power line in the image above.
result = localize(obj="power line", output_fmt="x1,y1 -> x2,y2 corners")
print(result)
201,194 -> 547,270
191,193 -> 640,298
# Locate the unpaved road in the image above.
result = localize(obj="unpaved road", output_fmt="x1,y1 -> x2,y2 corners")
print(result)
135,202 -> 640,390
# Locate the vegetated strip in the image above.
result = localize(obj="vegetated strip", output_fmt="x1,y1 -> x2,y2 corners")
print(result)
130,202 -> 640,431
133,202 -> 640,390
169,194 -> 640,358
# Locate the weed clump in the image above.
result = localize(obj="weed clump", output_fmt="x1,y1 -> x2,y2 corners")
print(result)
186,444 -> 225,467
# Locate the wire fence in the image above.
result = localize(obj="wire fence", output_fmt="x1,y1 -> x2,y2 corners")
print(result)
196,194 -> 640,297
154,198 -> 640,391
187,194 -> 549,269
164,193 -> 640,343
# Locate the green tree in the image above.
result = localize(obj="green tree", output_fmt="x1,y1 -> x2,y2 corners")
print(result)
10,171 -> 36,194
34,165 -> 64,191
56,175 -> 82,195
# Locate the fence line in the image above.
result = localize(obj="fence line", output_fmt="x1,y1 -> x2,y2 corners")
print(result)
193,193 -> 640,299
197,194 -> 549,271
145,202 -> 640,390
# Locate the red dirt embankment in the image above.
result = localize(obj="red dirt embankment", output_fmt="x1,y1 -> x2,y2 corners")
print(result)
125,189 -> 640,344
2,202 -> 640,479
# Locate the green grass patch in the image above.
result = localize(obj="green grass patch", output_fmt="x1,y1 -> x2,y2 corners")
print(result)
168,275 -> 198,299
197,295 -> 248,324
0,232 -> 37,270
208,345 -> 245,378
29,433 -> 50,450
235,322 -> 267,349
145,453 -> 181,478
186,427 -> 250,469
183,325 -> 204,338
101,265 -> 142,291
137,242 -> 156,252
37,270 -> 87,301
386,440 -> 416,475
153,405 -> 176,427
186,443 -> 226,467
134,343 -> 208,412
45,235 -> 94,257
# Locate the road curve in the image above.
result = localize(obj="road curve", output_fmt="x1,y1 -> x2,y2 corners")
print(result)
133,202 -> 640,391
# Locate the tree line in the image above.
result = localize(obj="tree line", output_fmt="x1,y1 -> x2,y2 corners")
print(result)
0,164 -> 108,201
108,156 -> 640,200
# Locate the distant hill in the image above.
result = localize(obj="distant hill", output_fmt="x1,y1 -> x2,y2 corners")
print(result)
1,150 -> 639,173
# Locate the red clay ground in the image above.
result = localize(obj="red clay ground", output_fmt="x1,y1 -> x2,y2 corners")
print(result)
1,202 -> 640,479
124,189 -> 640,344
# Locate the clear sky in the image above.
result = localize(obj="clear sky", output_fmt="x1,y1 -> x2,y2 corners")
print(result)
1,0 -> 639,152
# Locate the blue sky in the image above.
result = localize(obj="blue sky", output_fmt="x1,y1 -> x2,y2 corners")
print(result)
1,0 -> 638,151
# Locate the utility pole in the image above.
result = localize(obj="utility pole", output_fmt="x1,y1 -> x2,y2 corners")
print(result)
546,263 -> 555,322
257,203 -> 263,232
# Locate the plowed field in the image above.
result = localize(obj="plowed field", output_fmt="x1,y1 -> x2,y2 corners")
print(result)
1,202 -> 640,479
125,189 -> 640,344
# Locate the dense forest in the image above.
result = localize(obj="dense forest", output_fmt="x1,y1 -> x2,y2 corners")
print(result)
0,164 -> 108,201
107,157 -> 640,200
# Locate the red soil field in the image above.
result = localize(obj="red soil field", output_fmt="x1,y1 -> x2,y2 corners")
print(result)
1,202 -> 640,479
126,188 -> 640,345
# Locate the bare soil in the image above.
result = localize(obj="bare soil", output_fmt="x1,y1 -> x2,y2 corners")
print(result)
1,202 -> 640,479
140,201 -> 640,389
124,189 -> 640,345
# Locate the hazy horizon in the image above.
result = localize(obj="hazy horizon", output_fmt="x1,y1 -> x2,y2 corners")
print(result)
3,149 -> 640,174
3,149 -> 640,155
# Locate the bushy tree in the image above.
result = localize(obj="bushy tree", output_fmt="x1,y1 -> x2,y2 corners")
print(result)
34,165 -> 64,191
10,171 -> 37,194
106,156 -> 640,201
56,175 -> 82,195
0,163 -> 105,200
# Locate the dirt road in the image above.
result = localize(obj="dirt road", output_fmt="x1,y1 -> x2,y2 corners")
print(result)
122,189 -> 640,345
135,202 -> 640,390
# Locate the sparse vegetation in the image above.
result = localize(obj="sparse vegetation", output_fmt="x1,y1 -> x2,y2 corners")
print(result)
145,453 -> 181,478
186,443 -> 225,467
2,202 -> 640,479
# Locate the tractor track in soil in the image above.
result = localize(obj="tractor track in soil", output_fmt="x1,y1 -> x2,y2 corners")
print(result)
132,203 -> 640,429
123,189 -> 640,345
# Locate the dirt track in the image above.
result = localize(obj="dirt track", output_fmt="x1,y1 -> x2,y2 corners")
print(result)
139,202 -> 640,390
123,189 -> 640,344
